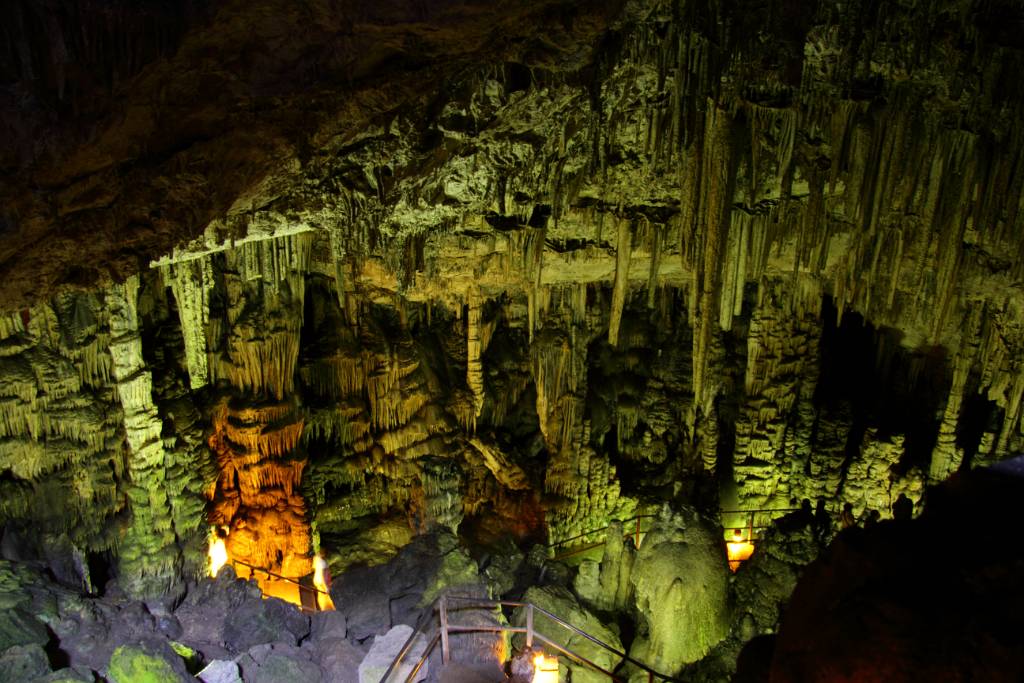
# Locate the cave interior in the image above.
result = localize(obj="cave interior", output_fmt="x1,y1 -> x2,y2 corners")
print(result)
2,0 -> 1024,681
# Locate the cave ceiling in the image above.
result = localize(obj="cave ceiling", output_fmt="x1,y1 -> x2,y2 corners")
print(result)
2,0 -> 1024,599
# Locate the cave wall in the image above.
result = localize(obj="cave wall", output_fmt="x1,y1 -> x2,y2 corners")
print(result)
2,0 -> 1024,597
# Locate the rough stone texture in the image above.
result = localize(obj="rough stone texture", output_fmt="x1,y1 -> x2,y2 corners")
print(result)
241,645 -> 324,683
357,624 -> 428,683
317,639 -> 366,683
0,604 -> 49,652
106,641 -> 192,683
331,531 -> 481,641
35,669 -> 95,683
573,520 -> 635,614
513,585 -> 623,683
222,596 -> 310,651
0,643 -> 51,681
197,659 -> 242,683
1,1 -> 1024,678
310,610 -> 348,643
2,1 -> 1024,603
629,507 -> 730,675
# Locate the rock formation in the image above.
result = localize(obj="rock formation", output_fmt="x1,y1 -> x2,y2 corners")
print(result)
2,0 -> 1024,679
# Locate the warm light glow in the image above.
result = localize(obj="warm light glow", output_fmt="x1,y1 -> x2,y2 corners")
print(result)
208,535 -> 228,577
313,554 -> 335,611
532,653 -> 559,683
726,540 -> 755,572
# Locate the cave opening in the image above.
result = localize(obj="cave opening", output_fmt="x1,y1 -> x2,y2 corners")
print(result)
815,297 -> 949,472
956,379 -> 1004,469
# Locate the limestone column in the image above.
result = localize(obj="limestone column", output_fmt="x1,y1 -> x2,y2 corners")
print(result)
108,275 -> 183,598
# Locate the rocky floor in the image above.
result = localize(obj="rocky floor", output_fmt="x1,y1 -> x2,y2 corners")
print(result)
6,467 -> 1019,683
0,531 -> 523,683
0,560 -> 362,682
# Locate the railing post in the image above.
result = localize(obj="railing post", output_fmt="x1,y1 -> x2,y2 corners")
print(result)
647,670 -> 653,683
635,517 -> 641,548
439,595 -> 450,665
526,603 -> 534,649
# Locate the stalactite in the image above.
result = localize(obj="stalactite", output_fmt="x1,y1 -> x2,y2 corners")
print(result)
608,217 -> 633,347
163,257 -> 214,390
466,294 -> 486,423
647,222 -> 662,309
692,104 -> 734,413
468,437 -> 530,490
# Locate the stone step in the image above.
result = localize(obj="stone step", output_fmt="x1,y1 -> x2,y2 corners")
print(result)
439,661 -> 505,683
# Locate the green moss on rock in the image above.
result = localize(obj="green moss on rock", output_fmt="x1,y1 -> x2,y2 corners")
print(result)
107,644 -> 188,683
629,508 -> 730,674
419,533 -> 480,606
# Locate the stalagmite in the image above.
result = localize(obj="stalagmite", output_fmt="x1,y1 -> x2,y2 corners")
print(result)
3,4 -> 1024,657
107,275 -> 183,598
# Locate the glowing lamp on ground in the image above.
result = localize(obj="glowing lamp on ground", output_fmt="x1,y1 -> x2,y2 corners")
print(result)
313,554 -> 336,611
726,528 -> 755,572
208,535 -> 228,578
532,652 -> 559,683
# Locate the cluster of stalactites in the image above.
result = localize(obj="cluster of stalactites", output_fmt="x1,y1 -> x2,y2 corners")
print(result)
159,231 -> 314,394
207,397 -> 313,580
0,292 -> 125,546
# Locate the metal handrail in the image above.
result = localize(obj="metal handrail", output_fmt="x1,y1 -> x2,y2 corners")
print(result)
547,514 -> 657,551
382,594 -> 683,683
720,507 -> 803,540
383,508 -> 812,679
228,558 -> 331,597
549,507 -> 803,553
720,507 -> 802,514
378,600 -> 439,683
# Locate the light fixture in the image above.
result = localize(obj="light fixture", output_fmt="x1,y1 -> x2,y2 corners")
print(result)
532,652 -> 559,683
208,532 -> 228,577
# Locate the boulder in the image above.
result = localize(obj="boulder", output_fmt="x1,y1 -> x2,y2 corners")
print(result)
35,668 -> 95,682
223,596 -> 310,652
174,568 -> 262,647
478,537 -> 524,597
317,638 -> 366,683
0,605 -> 49,651
0,643 -> 51,680
768,470 -> 1024,683
237,642 -> 323,683
310,610 -> 347,642
197,659 -> 242,683
357,624 -> 429,683
332,531 -> 483,641
106,641 -> 192,683
628,507 -> 730,675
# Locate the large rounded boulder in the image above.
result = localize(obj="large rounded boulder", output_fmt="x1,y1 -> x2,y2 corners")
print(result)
628,507 -> 730,675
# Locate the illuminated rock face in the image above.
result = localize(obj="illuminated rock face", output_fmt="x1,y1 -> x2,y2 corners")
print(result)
1,0 -> 1024,612
196,236 -> 315,601
629,509 -> 730,671
207,398 -> 312,597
